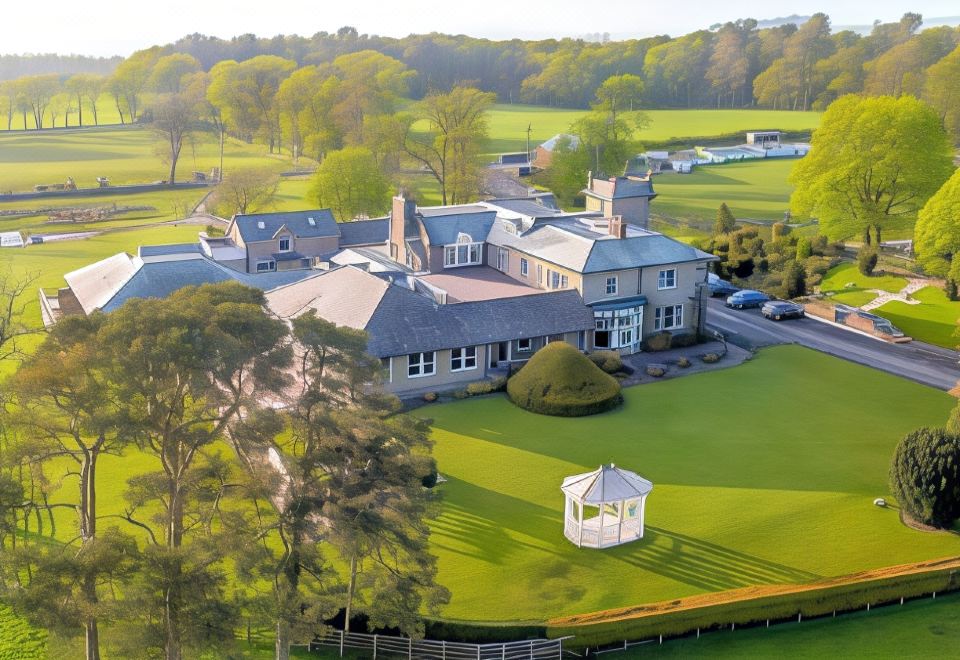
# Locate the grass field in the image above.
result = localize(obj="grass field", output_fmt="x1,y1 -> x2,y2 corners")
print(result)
649,159 -> 801,224
875,287 -> 960,350
484,105 -> 821,154
625,590 -> 960,658
820,263 -> 908,298
421,345 -> 957,622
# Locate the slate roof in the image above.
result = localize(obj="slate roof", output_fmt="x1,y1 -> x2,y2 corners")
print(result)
138,243 -> 201,257
484,198 -> 563,218
488,219 -> 715,274
337,218 -> 389,246
230,209 -> 338,243
418,211 -> 497,245
265,266 -> 594,358
584,177 -> 656,200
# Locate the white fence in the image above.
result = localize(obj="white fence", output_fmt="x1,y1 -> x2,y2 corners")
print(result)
315,631 -> 570,659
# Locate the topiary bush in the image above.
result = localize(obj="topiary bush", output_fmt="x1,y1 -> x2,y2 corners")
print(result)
858,248 -> 879,276
642,331 -> 673,352
645,366 -> 665,377
466,380 -> 494,396
588,350 -> 623,374
670,333 -> 698,348
890,427 -> 960,528
506,342 -> 622,417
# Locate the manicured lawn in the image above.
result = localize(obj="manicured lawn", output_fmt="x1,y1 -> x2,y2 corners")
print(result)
820,263 -> 908,308
485,105 -> 821,154
649,159 -> 800,224
875,286 -> 960,350
0,604 -> 46,659
629,591 -> 960,658
0,126 -> 299,192
421,345 -> 957,622
827,289 -> 879,308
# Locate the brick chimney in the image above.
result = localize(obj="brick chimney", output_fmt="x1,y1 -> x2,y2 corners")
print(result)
608,215 -> 627,239
390,192 -> 416,262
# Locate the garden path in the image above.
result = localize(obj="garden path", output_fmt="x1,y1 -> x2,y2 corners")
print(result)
861,279 -> 930,311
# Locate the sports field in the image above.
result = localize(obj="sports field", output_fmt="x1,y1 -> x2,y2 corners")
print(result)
422,345 -> 957,622
485,105 -> 821,154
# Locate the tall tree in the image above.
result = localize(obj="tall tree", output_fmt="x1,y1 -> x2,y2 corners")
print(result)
395,86 -> 495,205
789,94 -> 954,244
17,74 -> 60,129
149,53 -> 201,94
923,44 -> 960,145
149,83 -> 203,185
914,168 -> 960,281
109,46 -> 164,122
101,282 -> 292,660
208,167 -> 281,217
890,427 -> 960,528
707,21 -> 754,107
308,146 -> 391,221
65,74 -> 103,127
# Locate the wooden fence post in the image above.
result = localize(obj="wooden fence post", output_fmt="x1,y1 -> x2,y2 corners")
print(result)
373,634 -> 378,659
339,630 -> 344,658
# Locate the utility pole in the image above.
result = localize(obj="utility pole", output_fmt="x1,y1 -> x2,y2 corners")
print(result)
526,123 -> 532,163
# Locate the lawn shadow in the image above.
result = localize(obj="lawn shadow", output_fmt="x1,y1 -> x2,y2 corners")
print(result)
431,477 -> 564,564
613,525 -> 821,593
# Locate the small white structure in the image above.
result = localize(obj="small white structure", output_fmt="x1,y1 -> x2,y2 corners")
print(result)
0,232 -> 25,248
561,464 -> 653,549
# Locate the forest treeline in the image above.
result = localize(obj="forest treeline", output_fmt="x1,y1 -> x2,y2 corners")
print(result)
3,13 -> 960,112
0,54 -> 121,81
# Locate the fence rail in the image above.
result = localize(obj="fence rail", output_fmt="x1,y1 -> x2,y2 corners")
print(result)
314,630 -> 570,659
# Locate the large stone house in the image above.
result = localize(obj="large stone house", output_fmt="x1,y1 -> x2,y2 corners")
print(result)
40,180 -> 716,395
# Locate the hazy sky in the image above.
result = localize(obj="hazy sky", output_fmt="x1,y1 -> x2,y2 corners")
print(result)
2,0 -> 959,56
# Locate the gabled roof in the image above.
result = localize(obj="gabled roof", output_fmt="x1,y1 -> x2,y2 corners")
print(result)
229,210 -> 338,243
64,252 -> 142,314
337,218 -> 389,246
418,211 -> 497,246
265,266 -> 595,358
561,464 -> 653,504
584,177 -> 656,201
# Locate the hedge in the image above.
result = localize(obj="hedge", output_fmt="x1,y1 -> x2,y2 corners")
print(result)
506,343 -> 622,417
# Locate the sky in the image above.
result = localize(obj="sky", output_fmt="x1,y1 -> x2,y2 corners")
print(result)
2,0 -> 959,57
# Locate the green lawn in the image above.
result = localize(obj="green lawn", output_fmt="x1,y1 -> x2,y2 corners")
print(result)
0,126 -> 298,192
649,159 -> 800,224
485,105 -> 820,154
0,604 -> 46,659
874,287 -> 960,350
421,345 -> 957,622
820,263 -> 908,302
626,591 -> 960,658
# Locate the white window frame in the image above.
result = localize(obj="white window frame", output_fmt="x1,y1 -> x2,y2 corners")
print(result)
256,260 -> 276,272
658,268 -> 677,290
517,338 -> 532,352
654,304 -> 684,331
605,276 -> 618,295
444,241 -> 482,268
407,352 -> 436,378
450,346 -> 478,372
497,247 -> 510,272
520,258 -> 529,277
278,236 -> 291,253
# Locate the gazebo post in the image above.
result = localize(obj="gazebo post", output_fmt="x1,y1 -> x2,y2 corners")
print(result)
639,495 -> 647,538
577,497 -> 584,548
617,499 -> 624,544
598,500 -> 604,548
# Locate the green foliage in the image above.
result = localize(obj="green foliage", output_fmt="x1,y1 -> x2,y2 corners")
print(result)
782,260 -> 807,298
714,202 -> 736,235
890,427 -> 960,527
947,279 -> 959,302
771,221 -> 789,241
915,168 -> 960,278
795,236 -> 812,260
677,356 -> 691,368
642,331 -> 673,352
702,352 -> 721,363
0,604 -> 46,659
858,248 -> 879,276
922,44 -> 960,146
506,342 -> 622,417
789,95 -> 954,243
587,350 -> 624,374
645,365 -> 666,377
947,402 -> 960,435
423,391 -> 439,403
466,380 -> 497,396
308,146 -> 390,221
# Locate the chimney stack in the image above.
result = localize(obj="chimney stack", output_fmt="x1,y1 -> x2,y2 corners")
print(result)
609,215 -> 627,239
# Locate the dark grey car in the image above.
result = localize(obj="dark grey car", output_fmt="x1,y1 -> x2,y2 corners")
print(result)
762,300 -> 805,321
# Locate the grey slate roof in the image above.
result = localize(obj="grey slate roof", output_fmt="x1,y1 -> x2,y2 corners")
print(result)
139,243 -> 201,257
231,210 -> 338,243
337,218 -> 389,246
418,211 -> 497,245
366,287 -> 594,357
485,198 -> 563,218
100,257 -> 314,312
584,178 -> 656,200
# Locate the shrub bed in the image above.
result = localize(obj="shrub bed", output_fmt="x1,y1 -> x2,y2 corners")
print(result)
588,350 -> 623,374
506,343 -> 622,417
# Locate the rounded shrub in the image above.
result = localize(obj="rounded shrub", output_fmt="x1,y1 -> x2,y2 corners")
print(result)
423,392 -> 438,403
701,352 -> 721,364
642,331 -> 673,352
677,356 -> 691,368
858,248 -> 879,276
466,380 -> 494,396
506,342 -> 622,417
645,366 -> 665,378
588,350 -> 623,374
890,427 -> 960,528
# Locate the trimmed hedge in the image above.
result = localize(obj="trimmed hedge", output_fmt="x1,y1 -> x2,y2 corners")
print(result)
588,350 -> 623,374
507,342 -> 622,417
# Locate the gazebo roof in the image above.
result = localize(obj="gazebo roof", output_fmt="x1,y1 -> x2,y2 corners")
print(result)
561,464 -> 653,504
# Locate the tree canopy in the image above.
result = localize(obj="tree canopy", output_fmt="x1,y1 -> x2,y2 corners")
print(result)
914,168 -> 960,280
890,427 -> 960,528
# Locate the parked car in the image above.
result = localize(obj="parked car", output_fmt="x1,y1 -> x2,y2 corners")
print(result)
762,300 -> 805,321
725,290 -> 770,309
707,273 -> 739,297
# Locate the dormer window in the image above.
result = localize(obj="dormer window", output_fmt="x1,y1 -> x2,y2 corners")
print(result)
279,237 -> 291,252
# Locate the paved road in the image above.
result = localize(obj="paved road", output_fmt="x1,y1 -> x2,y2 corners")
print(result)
705,298 -> 960,392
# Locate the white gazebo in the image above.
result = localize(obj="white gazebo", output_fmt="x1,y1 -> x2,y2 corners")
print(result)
561,464 -> 653,549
